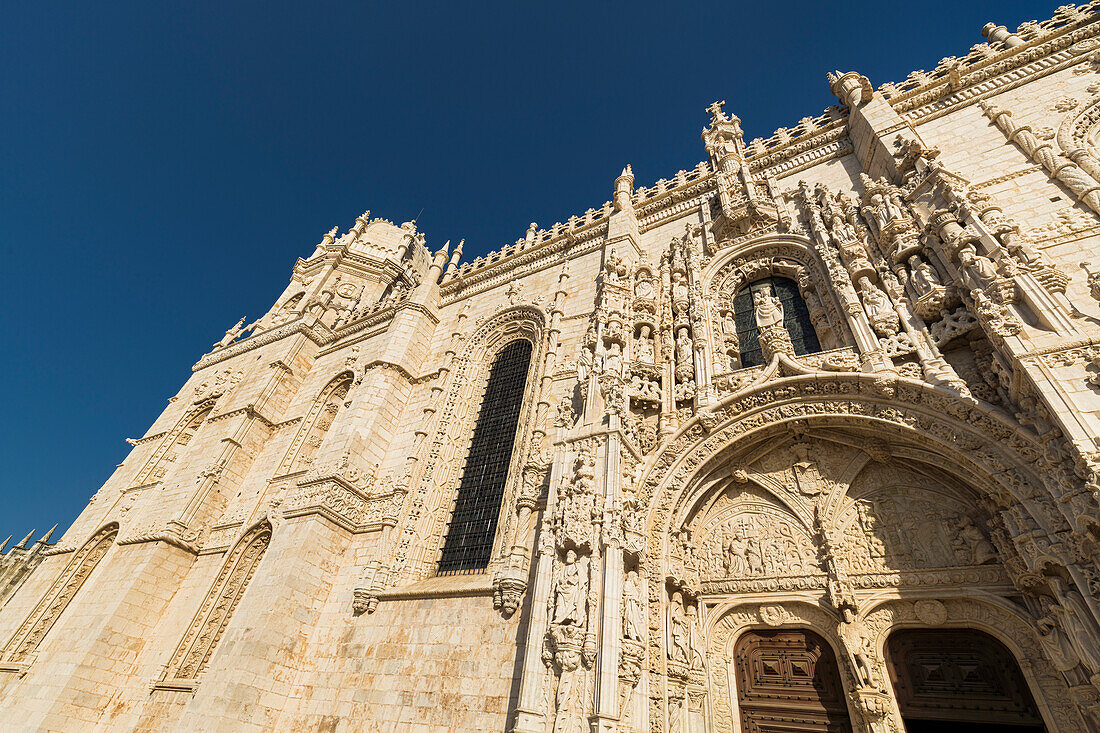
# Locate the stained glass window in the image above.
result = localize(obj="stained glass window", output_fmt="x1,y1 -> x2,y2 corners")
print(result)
732,276 -> 820,368
437,339 -> 532,575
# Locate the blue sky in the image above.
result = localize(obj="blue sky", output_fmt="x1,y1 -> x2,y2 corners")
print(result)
0,1 -> 1056,545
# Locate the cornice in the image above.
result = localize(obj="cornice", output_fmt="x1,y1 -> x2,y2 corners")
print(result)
192,318 -> 334,372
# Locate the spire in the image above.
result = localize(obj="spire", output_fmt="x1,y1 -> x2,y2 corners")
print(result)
0,536 -> 10,554
16,529 -> 35,549
614,166 -> 635,213
443,239 -> 464,281
38,524 -> 58,544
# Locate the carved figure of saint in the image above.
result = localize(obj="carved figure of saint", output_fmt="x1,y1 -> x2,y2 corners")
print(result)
959,249 -> 998,283
753,287 -> 784,330
884,192 -> 904,222
671,271 -> 688,312
553,550 -> 586,627
686,603 -> 706,670
858,277 -> 889,315
867,194 -> 888,232
603,342 -> 623,377
577,345 -> 593,383
668,592 -> 690,663
622,570 -> 646,641
1037,609 -> 1080,672
908,255 -> 941,295
745,536 -> 764,575
724,531 -> 748,575
675,327 -> 694,367
1050,577 -> 1100,678
635,325 -> 655,363
838,608 -> 876,687
951,516 -> 997,565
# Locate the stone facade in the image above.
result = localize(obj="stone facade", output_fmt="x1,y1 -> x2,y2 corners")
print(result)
6,5 -> 1100,731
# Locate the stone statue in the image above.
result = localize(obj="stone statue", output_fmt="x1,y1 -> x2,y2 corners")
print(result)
753,287 -> 784,329
686,603 -> 706,670
839,607 -> 876,687
959,248 -> 998,284
1050,576 -> 1100,679
622,570 -> 646,641
603,342 -> 624,377
215,317 -> 247,348
668,591 -> 690,663
951,516 -> 997,565
675,328 -> 694,370
635,325 -> 655,363
908,255 -> 941,294
1037,605 -> 1080,672
553,550 -> 587,627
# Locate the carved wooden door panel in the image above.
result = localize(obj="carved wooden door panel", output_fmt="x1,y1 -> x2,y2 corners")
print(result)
734,629 -> 853,733
885,629 -> 1045,732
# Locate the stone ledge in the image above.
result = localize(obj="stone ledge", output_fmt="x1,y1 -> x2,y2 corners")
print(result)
376,573 -> 494,602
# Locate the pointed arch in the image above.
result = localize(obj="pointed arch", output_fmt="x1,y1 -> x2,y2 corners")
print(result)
395,305 -> 546,583
136,405 -> 213,485
163,521 -> 271,680
278,371 -> 355,476
2,523 -> 118,664
437,338 -> 534,574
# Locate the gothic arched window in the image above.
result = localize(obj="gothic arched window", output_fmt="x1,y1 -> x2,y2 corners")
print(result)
437,339 -> 532,575
281,374 -> 352,475
140,406 -> 211,484
2,524 -> 117,664
164,523 -> 270,680
732,276 -> 820,368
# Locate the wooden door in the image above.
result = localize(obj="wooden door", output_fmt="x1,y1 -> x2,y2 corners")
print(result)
886,628 -> 1044,732
734,629 -> 853,733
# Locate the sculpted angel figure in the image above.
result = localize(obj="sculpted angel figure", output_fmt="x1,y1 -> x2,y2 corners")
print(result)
753,286 -> 784,329
553,550 -> 587,627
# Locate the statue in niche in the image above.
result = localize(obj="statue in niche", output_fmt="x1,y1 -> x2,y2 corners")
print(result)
553,550 -> 587,627
634,273 -> 655,300
668,591 -> 690,663
622,570 -> 646,641
671,271 -> 689,314
858,276 -> 889,315
675,328 -> 694,371
721,310 -> 736,336
1037,602 -> 1080,672
950,516 -> 997,565
753,286 -> 784,330
867,194 -> 889,232
604,249 -> 626,284
908,254 -> 942,294
634,325 -> 655,363
603,342 -> 624,378
1049,576 -> 1100,680
884,191 -> 905,222
959,248 -> 998,284
686,604 -> 706,670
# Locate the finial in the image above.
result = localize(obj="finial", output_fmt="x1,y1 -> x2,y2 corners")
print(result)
0,536 -> 10,553
16,529 -> 35,549
39,524 -> 58,544
706,100 -> 728,123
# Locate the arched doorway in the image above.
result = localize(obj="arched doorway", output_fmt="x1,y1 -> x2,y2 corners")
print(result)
885,628 -> 1045,732
734,628 -> 853,732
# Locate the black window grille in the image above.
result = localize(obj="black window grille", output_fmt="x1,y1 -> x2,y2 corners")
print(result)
437,339 -> 532,575
732,276 -> 821,368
